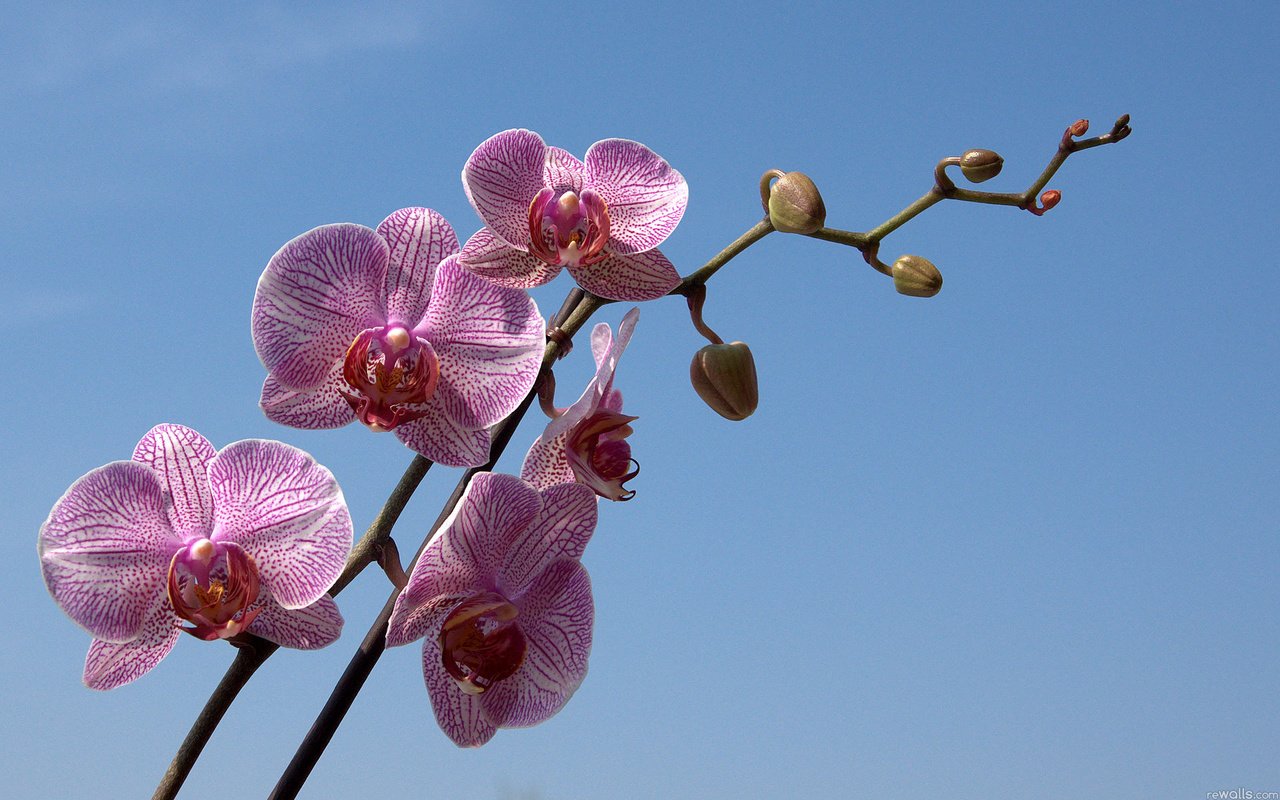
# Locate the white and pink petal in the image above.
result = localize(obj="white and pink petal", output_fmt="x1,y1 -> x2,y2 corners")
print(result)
131,424 -> 217,540
501,483 -> 597,595
423,636 -> 498,747
519,432 -> 574,492
252,223 -> 389,391
377,207 -> 459,327
543,147 -> 585,194
259,369 -> 355,430
393,399 -> 493,468
420,256 -> 543,430
206,440 -> 352,610
568,249 -> 680,302
39,461 -> 177,643
462,129 -> 548,249
82,600 -> 181,690
459,228 -> 563,289
483,558 -> 593,728
584,138 -> 688,255
249,594 -> 343,650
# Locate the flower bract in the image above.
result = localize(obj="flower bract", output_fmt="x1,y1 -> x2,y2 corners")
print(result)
38,424 -> 352,689
522,308 -> 640,501
252,207 -> 544,467
460,130 -> 687,302
385,472 -> 597,746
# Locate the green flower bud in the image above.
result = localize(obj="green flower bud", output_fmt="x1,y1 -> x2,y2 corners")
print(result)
959,149 -> 1004,183
891,255 -> 943,298
764,171 -> 826,234
690,342 -> 759,421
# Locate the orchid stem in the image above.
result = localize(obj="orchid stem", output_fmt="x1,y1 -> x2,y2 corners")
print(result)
805,113 -> 1132,275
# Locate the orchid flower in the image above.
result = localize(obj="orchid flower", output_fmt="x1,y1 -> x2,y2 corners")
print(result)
252,207 -> 544,467
38,424 -> 352,690
386,472 -> 597,747
522,308 -> 640,501
459,129 -> 687,302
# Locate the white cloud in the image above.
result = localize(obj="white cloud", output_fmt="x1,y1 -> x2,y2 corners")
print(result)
4,4 -> 435,95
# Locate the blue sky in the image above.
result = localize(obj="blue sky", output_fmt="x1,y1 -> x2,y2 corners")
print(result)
3,2 -> 1277,798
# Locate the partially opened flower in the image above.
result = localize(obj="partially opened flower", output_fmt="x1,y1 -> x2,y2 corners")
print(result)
522,307 -> 640,501
38,424 -> 351,690
459,129 -> 687,302
386,472 -> 597,747
252,207 -> 544,467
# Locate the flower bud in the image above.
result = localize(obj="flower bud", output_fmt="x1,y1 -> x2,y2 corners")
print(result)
690,342 -> 759,421
765,171 -> 826,234
891,255 -> 943,298
959,149 -> 1003,183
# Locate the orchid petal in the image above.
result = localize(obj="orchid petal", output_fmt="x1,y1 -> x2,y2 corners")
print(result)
83,600 -> 180,690
259,367 -> 354,430
462,129 -> 547,249
248,594 -> 343,650
543,147 -> 585,194
519,432 -> 574,491
252,223 -> 389,391
568,248 -> 680,302
207,440 -> 351,609
502,483 -> 597,595
131,424 -> 216,540
459,228 -> 563,289
39,461 -> 176,643
544,309 -> 638,441
483,558 -> 593,728
423,635 -> 498,747
393,398 -> 492,467
377,207 -> 459,327
386,545 -> 484,649
421,256 -> 543,430
584,138 -> 688,254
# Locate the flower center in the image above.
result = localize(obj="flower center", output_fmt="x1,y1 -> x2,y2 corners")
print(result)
166,539 -> 262,641
340,325 -> 440,431
566,410 -> 640,501
528,188 -> 611,268
439,592 -> 526,695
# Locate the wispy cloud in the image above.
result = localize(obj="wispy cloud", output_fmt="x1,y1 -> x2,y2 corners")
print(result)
4,4 -> 434,95
2,287 -> 100,329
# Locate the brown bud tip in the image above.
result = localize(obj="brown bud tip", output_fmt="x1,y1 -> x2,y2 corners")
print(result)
891,254 -> 943,298
1069,119 -> 1090,137
1115,113 -> 1130,128
1040,189 -> 1061,210
690,342 -> 759,421
765,171 -> 826,234
959,149 -> 1004,183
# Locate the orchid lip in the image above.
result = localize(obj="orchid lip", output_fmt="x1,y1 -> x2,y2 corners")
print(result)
439,591 -> 526,694
528,188 -> 610,268
341,325 -> 441,431
166,540 -> 262,641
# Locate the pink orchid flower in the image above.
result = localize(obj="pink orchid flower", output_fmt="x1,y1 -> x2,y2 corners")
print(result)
459,129 -> 687,302
386,472 -> 597,747
38,424 -> 351,690
252,207 -> 544,467
522,308 -> 640,501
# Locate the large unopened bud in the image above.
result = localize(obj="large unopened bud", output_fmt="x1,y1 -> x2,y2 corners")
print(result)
762,170 -> 826,234
891,255 -> 943,298
959,149 -> 1004,183
690,342 -> 759,421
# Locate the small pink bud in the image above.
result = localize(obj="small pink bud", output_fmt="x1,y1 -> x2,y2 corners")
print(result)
1069,119 -> 1090,137
690,342 -> 759,421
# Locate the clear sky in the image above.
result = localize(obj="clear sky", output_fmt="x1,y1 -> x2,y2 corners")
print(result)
3,2 -> 1277,798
